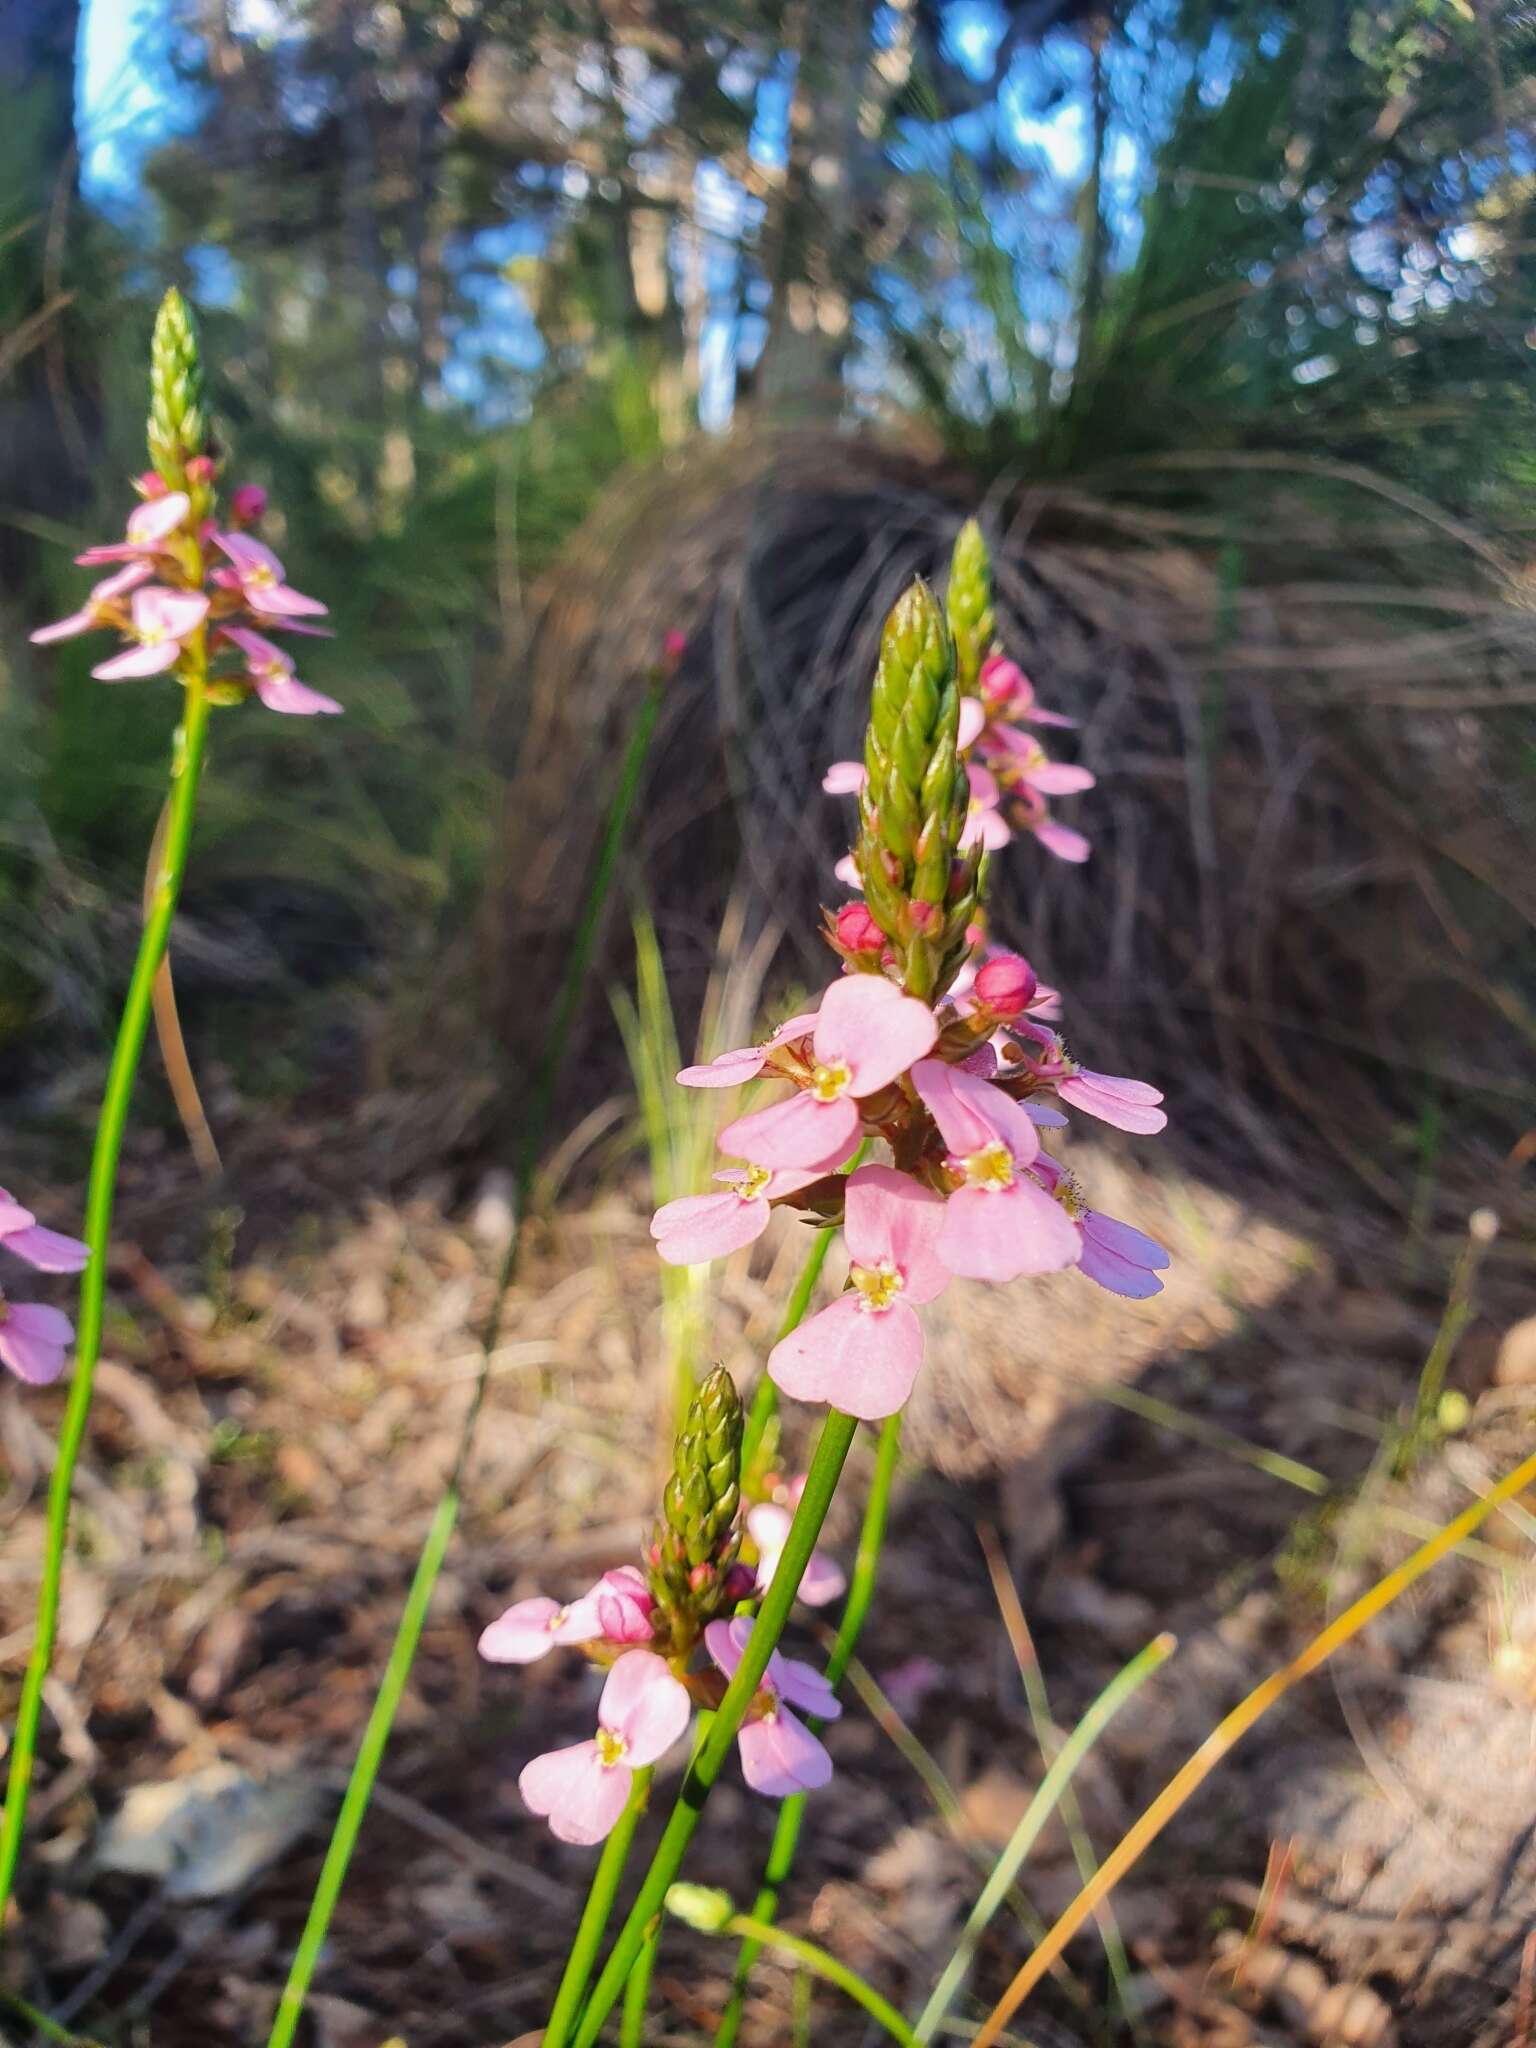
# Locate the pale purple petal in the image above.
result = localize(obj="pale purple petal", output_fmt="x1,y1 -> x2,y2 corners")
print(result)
0,1194 -> 35,1235
704,1617 -> 745,1681
651,1191 -> 770,1265
769,1292 -> 925,1420
936,1181 -> 1081,1283
1,1224 -> 90,1273
843,1164 -> 950,1305
737,1709 -> 832,1796
1076,1210 -> 1170,1298
771,1649 -> 842,1721
0,1302 -> 73,1385
215,532 -> 286,579
814,976 -> 936,1097
719,1091 -> 860,1172
600,1648 -> 692,1765
519,1741 -> 632,1845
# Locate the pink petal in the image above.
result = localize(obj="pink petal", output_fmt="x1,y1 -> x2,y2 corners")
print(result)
600,1649 -> 691,1765
478,1594 -> 603,1663
94,562 -> 154,602
936,1181 -> 1081,1283
253,674 -> 343,715
0,1302 -> 73,1385
0,1194 -> 34,1235
594,1567 -> 655,1643
215,531 -> 285,579
966,762 -> 999,807
247,580 -> 329,619
1027,707 -> 1079,728
219,623 -> 288,667
1057,1071 -> 1167,1136
737,1709 -> 832,1796
126,493 -> 190,545
1077,1238 -> 1165,1299
833,854 -> 862,889
1083,1211 -> 1170,1268
133,586 -> 209,639
912,1061 -> 1040,1169
814,976 -> 936,1097
961,807 -> 1012,852
771,1650 -> 842,1721
519,1741 -> 632,1845
651,1191 -> 770,1266
1024,760 -> 1095,797
958,697 -> 986,750
719,1091 -> 860,1172
678,1043 -> 770,1088
1,1224 -> 89,1274
843,1164 -> 950,1305
30,608 -> 97,645
92,642 -> 181,679
1033,821 -> 1091,864
705,1616 -> 745,1681
768,1292 -> 925,1420
796,1549 -> 848,1606
822,760 -> 867,794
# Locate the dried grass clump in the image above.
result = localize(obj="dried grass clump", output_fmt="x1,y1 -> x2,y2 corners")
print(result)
494,427 -> 1534,1237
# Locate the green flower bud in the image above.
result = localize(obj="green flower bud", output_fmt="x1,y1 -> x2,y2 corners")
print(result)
665,1883 -> 735,1934
648,1366 -> 743,1626
947,518 -> 995,696
854,579 -> 974,1000
147,288 -> 209,493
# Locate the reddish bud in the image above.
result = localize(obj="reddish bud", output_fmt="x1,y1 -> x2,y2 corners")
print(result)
980,654 -> 1024,707
974,952 -> 1037,1018
688,1562 -> 718,1594
185,454 -> 216,485
835,902 -> 884,954
134,470 -> 169,499
229,483 -> 267,525
664,629 -> 687,662
908,900 -> 939,935
722,1562 -> 757,1603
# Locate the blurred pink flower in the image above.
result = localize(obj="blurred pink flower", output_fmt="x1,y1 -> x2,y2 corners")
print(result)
746,1501 -> 846,1607
768,1163 -> 950,1418
720,977 -> 937,1172
958,695 -> 986,750
705,1616 -> 840,1796
76,492 -> 191,565
0,1296 -> 73,1386
213,532 -> 328,619
92,586 -> 209,680
912,1060 -> 1080,1283
0,1190 -> 89,1274
519,1649 -> 691,1844
822,760 -> 868,795
29,563 -> 152,646
979,654 -> 1077,728
228,484 -> 268,525
959,762 -> 1012,852
479,1566 -> 655,1663
219,625 -> 341,715
651,1166 -> 821,1267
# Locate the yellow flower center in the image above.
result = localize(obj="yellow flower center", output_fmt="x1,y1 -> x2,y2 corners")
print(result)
141,625 -> 166,645
1051,1168 -> 1088,1220
961,1141 -> 1014,1191
738,1164 -> 773,1201
596,1727 -> 629,1768
850,1259 -> 903,1312
247,562 -> 275,587
545,1606 -> 570,1633
810,1059 -> 852,1102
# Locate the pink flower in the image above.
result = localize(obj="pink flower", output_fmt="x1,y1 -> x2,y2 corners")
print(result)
989,726 -> 1095,801
651,1166 -> 821,1266
75,492 -> 191,565
213,532 -> 328,619
0,1295 -> 73,1385
979,655 -> 1077,728
663,629 -> 688,661
134,471 -> 169,500
959,764 -> 1011,852
958,696 -> 986,750
1014,1030 -> 1167,1134
1030,1156 -> 1170,1299
219,625 -> 342,716
720,978 -> 938,1173
0,1190 -> 89,1274
833,853 -> 862,890
1031,818 -> 1091,864
822,760 -> 867,795
229,484 -> 268,525
746,1501 -> 846,1607
705,1616 -> 840,1796
91,586 -> 209,679
676,1009 -> 820,1090
479,1566 -> 654,1663
30,563 -> 152,645
834,902 -> 884,955
912,1060 -> 1081,1283
768,1163 -> 950,1418
518,1649 -> 691,1844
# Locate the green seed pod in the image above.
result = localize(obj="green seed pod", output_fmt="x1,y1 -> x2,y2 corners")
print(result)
648,1366 -> 744,1626
946,517 -> 995,696
147,288 -> 208,491
665,1884 -> 736,1934
855,579 -> 970,1000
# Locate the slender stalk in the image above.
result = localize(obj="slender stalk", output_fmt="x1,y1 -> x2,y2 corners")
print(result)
569,1407 -> 861,2048
266,666 -> 665,2048
620,1927 -> 659,2048
714,1410 -> 903,2047
0,664 -> 210,1921
715,1913 -> 918,2047
969,1439 -> 1536,2048
913,1632 -> 1174,2043
545,1767 -> 655,2048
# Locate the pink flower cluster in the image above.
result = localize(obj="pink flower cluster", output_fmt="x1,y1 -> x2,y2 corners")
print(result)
481,1513 -> 844,1844
0,1187 -> 88,1385
649,955 -> 1168,1422
825,651 -> 1090,871
31,474 -> 340,717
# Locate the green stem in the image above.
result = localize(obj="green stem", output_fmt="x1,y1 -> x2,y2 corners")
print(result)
265,669 -> 665,2048
569,1408 -> 861,2048
545,1767 -> 655,2048
713,1412 -> 903,2048
620,1927 -> 660,2048
0,667 -> 210,1922
720,1913 -> 918,2048
911,1633 -> 1175,2044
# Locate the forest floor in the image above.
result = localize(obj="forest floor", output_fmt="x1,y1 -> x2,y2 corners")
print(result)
2,1109 -> 1533,2048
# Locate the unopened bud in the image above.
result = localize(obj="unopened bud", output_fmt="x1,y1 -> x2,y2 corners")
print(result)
666,1883 -> 735,1934
147,287 -> 208,491
229,482 -> 267,524
664,629 -> 687,662
980,653 -> 1024,707
185,453 -> 216,485
134,470 -> 168,499
946,518 -> 995,695
974,953 -> 1037,1018
835,902 -> 884,954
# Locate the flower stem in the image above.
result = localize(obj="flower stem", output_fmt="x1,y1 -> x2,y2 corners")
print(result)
0,666 -> 210,1923
543,1766 -> 655,2048
568,1406 -> 861,2048
716,1913 -> 918,2048
619,1927 -> 659,2048
265,664 -> 665,2048
712,1411 -> 903,2047
912,1631 -> 1174,2043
